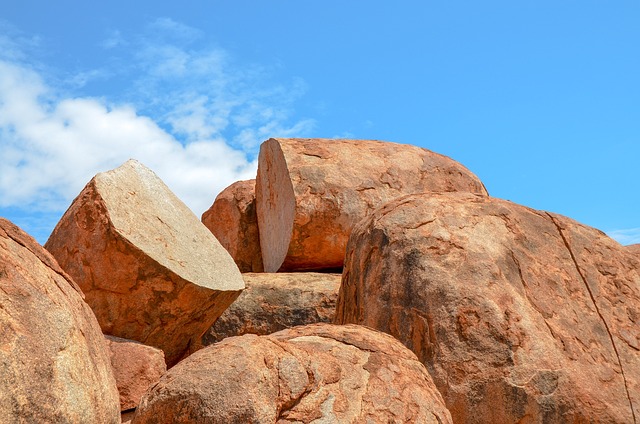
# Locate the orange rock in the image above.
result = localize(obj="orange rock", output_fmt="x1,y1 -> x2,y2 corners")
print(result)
628,243 -> 640,255
201,179 -> 263,272
203,272 -> 341,344
133,323 -> 452,423
0,218 -> 120,423
45,160 -> 244,366
105,335 -> 167,411
255,138 -> 488,272
335,193 -> 640,423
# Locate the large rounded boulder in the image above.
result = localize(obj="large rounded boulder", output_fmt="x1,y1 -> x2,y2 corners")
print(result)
202,179 -> 263,273
335,193 -> 640,423
256,138 -> 488,272
133,323 -> 452,423
0,218 -> 120,423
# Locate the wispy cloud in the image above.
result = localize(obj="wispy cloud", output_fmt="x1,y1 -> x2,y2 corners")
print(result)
0,18 -> 314,241
607,228 -> 640,246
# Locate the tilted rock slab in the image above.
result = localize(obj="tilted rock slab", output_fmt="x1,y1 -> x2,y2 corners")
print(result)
256,138 -> 488,272
335,193 -> 640,423
203,272 -> 341,345
45,160 -> 244,366
132,323 -> 452,423
0,218 -> 120,423
105,335 -> 167,411
201,179 -> 263,272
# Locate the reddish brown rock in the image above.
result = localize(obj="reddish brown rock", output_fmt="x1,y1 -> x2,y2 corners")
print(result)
628,243 -> 640,256
133,323 -> 452,423
203,272 -> 341,344
0,218 -> 120,423
105,335 -> 167,411
335,193 -> 640,423
256,138 -> 488,272
201,179 -> 263,272
45,160 -> 244,366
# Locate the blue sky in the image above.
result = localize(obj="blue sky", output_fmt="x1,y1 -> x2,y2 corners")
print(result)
1,1 -> 638,245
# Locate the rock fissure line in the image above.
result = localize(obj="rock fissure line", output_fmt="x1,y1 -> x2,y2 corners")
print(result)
509,251 -> 557,340
547,213 -> 636,423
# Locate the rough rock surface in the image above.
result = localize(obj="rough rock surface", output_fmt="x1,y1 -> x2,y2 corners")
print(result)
335,193 -> 640,423
256,138 -> 488,272
628,244 -> 640,256
45,160 -> 245,366
0,218 -> 120,423
105,335 -> 167,411
132,323 -> 452,423
203,272 -> 341,345
202,179 -> 263,272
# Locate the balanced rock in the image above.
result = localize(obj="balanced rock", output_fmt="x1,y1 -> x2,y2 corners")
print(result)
105,335 -> 167,411
201,179 -> 263,272
256,138 -> 488,272
335,193 -> 640,423
133,323 -> 452,423
45,160 -> 245,366
0,218 -> 120,423
203,272 -> 341,344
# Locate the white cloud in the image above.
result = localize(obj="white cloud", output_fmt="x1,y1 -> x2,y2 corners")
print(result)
0,60 -> 255,215
0,18 -> 314,234
607,228 -> 640,246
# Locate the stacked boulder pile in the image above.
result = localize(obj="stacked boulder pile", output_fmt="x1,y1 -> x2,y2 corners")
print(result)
1,137 -> 638,423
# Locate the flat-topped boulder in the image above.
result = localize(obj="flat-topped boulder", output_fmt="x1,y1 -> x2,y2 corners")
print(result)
335,193 -> 640,423
133,323 -> 452,423
0,218 -> 120,423
256,138 -> 488,272
201,179 -> 263,272
45,160 -> 244,366
203,272 -> 341,344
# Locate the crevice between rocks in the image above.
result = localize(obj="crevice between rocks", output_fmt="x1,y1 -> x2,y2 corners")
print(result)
546,212 -> 636,424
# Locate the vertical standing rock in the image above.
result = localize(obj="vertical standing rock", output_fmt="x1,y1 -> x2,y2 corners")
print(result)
201,179 -> 263,272
0,218 -> 120,423
45,160 -> 245,366
335,193 -> 640,423
255,138 -> 488,272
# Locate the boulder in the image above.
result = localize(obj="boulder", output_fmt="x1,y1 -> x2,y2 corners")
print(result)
628,243 -> 640,256
201,179 -> 263,272
335,193 -> 640,423
132,323 -> 452,423
105,335 -> 167,411
45,160 -> 244,366
255,138 -> 488,272
0,218 -> 120,423
203,272 -> 341,344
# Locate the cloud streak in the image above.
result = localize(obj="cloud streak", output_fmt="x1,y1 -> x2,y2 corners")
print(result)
607,228 -> 640,246
0,18 -> 314,242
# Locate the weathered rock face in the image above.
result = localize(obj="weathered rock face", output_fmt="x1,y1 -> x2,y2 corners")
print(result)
133,323 -> 452,423
45,160 -> 245,366
0,218 -> 120,423
201,179 -> 263,272
628,243 -> 640,256
335,193 -> 640,423
105,335 -> 167,411
203,272 -> 341,345
256,138 -> 488,272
